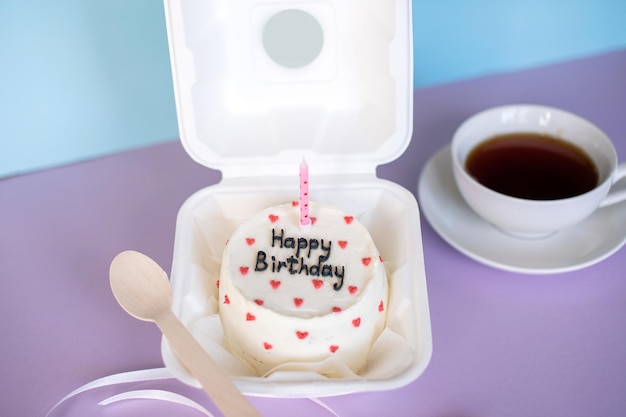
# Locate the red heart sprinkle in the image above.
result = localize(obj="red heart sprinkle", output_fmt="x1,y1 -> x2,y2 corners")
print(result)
294,298 -> 303,307
329,345 -> 339,353
264,342 -> 273,350
344,216 -> 354,224
239,266 -> 249,275
378,300 -> 385,312
332,306 -> 342,313
348,286 -> 358,295
362,257 -> 371,266
352,318 -> 361,327
254,299 -> 264,306
338,241 -> 348,249
223,295 -> 230,304
216,280 -> 220,288
269,214 -> 279,223
246,238 -> 255,246
296,331 -> 309,340
312,279 -> 323,289
292,201 -> 299,207
270,280 -> 281,289
246,313 -> 256,321
311,217 -> 317,225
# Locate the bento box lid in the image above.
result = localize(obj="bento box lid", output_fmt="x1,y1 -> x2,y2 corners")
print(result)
164,0 -> 413,177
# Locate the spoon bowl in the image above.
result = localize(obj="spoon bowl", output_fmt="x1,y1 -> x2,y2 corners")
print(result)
109,250 -> 172,321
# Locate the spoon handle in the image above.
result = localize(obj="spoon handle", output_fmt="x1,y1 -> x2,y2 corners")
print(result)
155,310 -> 262,417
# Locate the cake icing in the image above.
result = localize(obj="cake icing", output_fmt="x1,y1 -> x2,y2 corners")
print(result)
218,201 -> 388,376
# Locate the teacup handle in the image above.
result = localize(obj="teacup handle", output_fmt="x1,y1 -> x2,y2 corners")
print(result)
599,162 -> 626,208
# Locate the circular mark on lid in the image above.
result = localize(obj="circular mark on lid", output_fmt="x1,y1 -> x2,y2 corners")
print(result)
262,9 -> 324,68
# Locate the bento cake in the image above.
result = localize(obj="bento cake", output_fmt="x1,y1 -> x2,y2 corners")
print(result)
218,201 -> 388,376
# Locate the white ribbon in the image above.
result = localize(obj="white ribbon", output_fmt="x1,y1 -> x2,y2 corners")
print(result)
307,397 -> 341,417
45,368 -> 173,417
46,367 -> 341,417
99,389 -> 216,416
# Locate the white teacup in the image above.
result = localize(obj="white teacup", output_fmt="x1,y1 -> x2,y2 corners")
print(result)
451,104 -> 626,238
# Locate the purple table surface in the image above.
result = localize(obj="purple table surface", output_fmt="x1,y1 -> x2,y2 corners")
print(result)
2,50 -> 625,417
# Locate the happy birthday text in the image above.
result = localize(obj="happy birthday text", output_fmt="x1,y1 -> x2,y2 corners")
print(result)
254,228 -> 345,290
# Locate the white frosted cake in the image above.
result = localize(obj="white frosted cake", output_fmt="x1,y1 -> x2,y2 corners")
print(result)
218,201 -> 388,376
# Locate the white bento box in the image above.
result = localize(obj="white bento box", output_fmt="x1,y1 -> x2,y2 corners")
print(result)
161,0 -> 432,397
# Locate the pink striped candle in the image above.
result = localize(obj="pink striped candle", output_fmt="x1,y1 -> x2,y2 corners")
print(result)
299,159 -> 311,230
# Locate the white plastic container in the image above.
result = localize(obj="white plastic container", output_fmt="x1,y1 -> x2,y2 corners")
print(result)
162,0 -> 432,397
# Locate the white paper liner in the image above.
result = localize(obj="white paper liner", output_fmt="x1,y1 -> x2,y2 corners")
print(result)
164,179 -> 432,396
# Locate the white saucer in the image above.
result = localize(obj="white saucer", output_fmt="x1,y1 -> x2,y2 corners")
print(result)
418,145 -> 626,274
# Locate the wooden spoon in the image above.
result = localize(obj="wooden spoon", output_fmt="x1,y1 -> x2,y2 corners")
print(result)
109,250 -> 261,417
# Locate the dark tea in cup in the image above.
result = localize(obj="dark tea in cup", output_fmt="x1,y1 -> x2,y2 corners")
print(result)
465,132 -> 599,200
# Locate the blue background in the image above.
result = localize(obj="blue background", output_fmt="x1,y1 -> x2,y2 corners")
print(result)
1,0 -> 625,178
